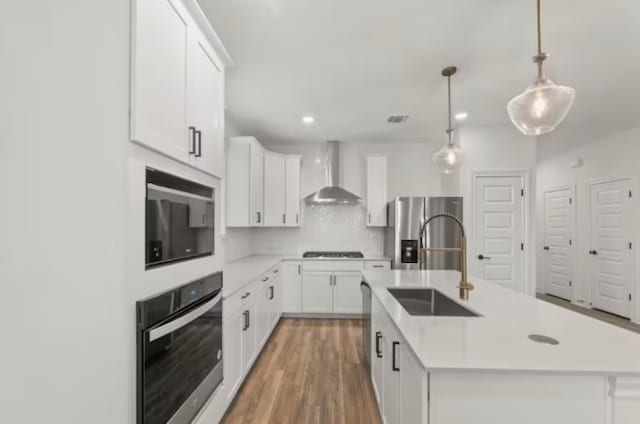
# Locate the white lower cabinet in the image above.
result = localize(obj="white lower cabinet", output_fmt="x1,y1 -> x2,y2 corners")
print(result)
333,272 -> 363,313
302,261 -> 368,314
372,296 -> 424,424
282,261 -> 302,313
224,306 -> 245,405
241,300 -> 258,373
223,265 -> 283,407
302,271 -> 334,313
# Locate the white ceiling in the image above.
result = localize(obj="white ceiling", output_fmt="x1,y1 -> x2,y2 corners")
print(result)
200,0 -> 640,151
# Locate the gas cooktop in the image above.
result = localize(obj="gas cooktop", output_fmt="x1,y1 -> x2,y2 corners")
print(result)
302,251 -> 364,259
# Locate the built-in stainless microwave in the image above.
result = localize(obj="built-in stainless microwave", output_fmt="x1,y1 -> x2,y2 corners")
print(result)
145,168 -> 214,269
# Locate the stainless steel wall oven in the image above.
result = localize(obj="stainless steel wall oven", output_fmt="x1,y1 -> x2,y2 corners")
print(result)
146,168 -> 214,269
136,272 -> 223,424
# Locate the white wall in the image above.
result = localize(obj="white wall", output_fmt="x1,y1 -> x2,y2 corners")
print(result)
456,126 -> 538,294
536,126 -> 640,323
0,1 -> 130,423
250,141 -> 443,255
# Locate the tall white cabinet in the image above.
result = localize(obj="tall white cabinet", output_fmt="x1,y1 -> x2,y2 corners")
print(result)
226,137 -> 265,227
264,152 -> 286,226
285,156 -> 302,226
366,155 -> 388,227
226,137 -> 301,227
131,0 -> 228,178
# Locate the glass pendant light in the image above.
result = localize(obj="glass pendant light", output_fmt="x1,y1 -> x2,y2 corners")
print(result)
507,0 -> 575,136
433,66 -> 464,174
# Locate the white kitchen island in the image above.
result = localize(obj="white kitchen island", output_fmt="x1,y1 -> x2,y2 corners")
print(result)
363,270 -> 640,424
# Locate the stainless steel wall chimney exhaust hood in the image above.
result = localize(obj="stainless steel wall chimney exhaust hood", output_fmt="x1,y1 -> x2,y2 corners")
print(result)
304,140 -> 361,205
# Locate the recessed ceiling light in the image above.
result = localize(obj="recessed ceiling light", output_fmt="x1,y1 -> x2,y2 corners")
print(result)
454,112 -> 468,121
302,115 -> 315,124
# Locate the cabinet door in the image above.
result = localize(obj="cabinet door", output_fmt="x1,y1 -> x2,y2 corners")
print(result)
285,156 -> 301,227
302,271 -> 333,313
250,142 -> 265,227
270,274 -> 283,328
333,272 -> 363,314
282,261 -> 302,313
371,321 -> 384,406
366,156 -> 388,227
399,344 -> 424,424
224,308 -> 244,403
255,286 -> 270,350
382,331 -> 401,424
242,301 -> 257,372
263,153 -> 286,227
188,33 -> 224,177
132,0 -> 189,162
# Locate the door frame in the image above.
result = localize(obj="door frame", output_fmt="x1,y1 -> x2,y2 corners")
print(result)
542,184 -> 577,301
470,170 -> 531,294
586,177 -> 638,321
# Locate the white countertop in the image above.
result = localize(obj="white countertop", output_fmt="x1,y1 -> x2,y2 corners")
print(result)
363,269 -> 640,376
223,255 -> 285,296
223,254 -> 391,296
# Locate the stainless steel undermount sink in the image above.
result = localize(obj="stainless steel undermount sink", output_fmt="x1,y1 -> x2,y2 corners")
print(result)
387,288 -> 481,317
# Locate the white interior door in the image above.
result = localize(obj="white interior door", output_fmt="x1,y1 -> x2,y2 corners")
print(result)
543,187 -> 574,300
589,179 -> 634,317
474,175 -> 524,292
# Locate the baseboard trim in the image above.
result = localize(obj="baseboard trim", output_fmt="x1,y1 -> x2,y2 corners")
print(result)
282,312 -> 362,319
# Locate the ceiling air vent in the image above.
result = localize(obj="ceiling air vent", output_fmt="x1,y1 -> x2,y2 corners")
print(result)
387,115 -> 409,124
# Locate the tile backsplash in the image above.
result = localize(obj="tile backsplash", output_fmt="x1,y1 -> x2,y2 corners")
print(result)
251,203 -> 385,256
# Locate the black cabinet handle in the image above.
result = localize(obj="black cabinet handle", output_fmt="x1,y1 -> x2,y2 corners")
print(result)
242,311 -> 248,331
269,286 -> 274,300
257,212 -> 261,224
195,130 -> 202,157
188,126 -> 196,154
282,213 -> 286,224
247,310 -> 250,328
477,254 -> 491,260
241,292 -> 250,299
589,250 -> 598,255
375,332 -> 382,358
543,246 -> 550,251
392,341 -> 400,371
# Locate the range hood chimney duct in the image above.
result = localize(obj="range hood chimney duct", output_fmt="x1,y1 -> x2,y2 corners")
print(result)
304,140 -> 361,205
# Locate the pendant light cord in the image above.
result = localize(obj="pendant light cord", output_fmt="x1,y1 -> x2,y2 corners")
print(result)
447,74 -> 452,144
534,0 -> 546,79
537,0 -> 542,57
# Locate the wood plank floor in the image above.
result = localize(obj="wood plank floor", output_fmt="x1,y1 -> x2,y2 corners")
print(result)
221,319 -> 382,424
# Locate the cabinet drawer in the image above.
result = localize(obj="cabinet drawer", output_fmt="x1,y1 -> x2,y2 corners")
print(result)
303,260 -> 364,272
224,280 -> 260,315
365,261 -> 390,270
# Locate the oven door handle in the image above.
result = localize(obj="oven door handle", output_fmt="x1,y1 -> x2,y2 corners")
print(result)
149,292 -> 222,342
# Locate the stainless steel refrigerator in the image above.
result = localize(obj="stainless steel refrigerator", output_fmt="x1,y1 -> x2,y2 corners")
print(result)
385,196 -> 463,270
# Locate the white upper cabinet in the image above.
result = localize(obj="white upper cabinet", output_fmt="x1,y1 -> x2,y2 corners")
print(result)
132,0 -> 189,162
226,137 -> 264,227
285,156 -> 302,227
226,138 -> 301,228
263,152 -> 286,227
366,155 -> 388,227
187,30 -> 225,177
131,0 -> 228,178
